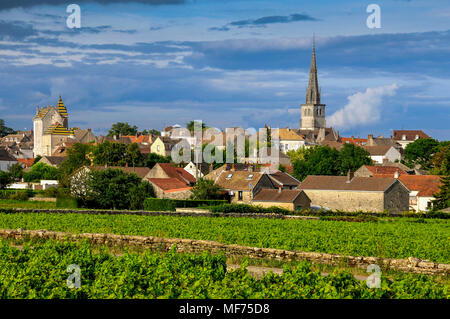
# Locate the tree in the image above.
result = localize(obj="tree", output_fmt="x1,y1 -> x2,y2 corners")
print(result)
339,143 -> 373,173
58,143 -> 93,187
125,143 -> 145,167
286,148 -> 307,163
292,146 -> 341,181
403,138 -> 439,170
430,142 -> 450,176
142,129 -> 160,136
33,155 -> 42,165
86,168 -> 154,210
23,163 -> 59,182
93,141 -> 127,166
0,119 -> 16,138
145,153 -> 171,169
0,171 -> 13,189
190,179 -> 224,200
107,122 -> 138,137
431,175 -> 450,210
8,163 -> 24,180
186,121 -> 207,132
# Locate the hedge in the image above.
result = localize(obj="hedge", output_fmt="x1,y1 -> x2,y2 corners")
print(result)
297,209 -> 450,219
210,204 -> 291,215
143,198 -> 228,211
0,189 -> 34,200
56,196 -> 78,209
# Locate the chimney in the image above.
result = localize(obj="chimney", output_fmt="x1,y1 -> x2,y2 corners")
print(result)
368,134 -> 374,146
347,169 -> 354,182
231,163 -> 235,172
394,170 -> 399,179
125,163 -> 129,168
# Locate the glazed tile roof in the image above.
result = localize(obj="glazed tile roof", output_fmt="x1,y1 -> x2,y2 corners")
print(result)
45,123 -> 74,136
56,96 -> 68,118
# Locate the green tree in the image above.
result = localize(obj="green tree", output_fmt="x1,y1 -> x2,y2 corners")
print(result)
431,175 -> 450,210
58,143 -> 93,187
190,178 -> 224,200
403,138 -> 439,170
0,119 -> 16,137
33,155 -> 42,165
142,129 -> 160,136
293,146 -> 341,181
286,148 -> 307,163
145,153 -> 171,169
339,143 -> 373,173
0,171 -> 13,189
93,141 -> 127,166
8,163 -> 24,180
125,143 -> 145,167
186,121 -> 207,132
23,163 -> 59,182
430,143 -> 450,175
107,122 -> 138,137
86,169 -> 153,210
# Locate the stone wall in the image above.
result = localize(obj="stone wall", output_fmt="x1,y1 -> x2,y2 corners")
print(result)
0,229 -> 447,276
304,190 -> 385,212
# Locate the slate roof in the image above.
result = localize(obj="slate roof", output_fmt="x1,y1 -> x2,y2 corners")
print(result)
269,171 -> 300,187
41,156 -> 66,166
300,175 -> 400,192
0,148 -> 17,162
253,189 -> 304,202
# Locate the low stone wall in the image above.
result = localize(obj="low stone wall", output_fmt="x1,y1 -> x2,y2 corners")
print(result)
0,228 -> 447,276
7,208 -> 285,219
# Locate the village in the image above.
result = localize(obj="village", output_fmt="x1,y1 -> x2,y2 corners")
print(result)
0,44 -> 447,214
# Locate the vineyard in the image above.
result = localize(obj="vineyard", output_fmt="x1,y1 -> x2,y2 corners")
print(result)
0,212 -> 448,263
0,240 -> 447,299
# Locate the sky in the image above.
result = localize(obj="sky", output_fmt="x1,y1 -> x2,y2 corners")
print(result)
0,0 -> 449,140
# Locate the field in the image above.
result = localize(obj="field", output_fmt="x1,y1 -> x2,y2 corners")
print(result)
0,239 -> 447,299
0,212 -> 448,263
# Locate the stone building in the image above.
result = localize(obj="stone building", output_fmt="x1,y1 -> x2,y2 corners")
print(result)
33,96 -> 75,157
300,172 -> 410,213
252,188 -> 311,212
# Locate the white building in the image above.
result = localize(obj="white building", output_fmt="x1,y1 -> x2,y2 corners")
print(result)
0,149 -> 17,172
363,145 -> 401,164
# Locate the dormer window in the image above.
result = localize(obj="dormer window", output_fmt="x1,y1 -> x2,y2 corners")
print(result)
402,135 -> 406,140
226,173 -> 233,179
247,174 -> 253,180
415,135 -> 419,140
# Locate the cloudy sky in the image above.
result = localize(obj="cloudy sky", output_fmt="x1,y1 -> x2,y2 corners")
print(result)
0,0 -> 449,140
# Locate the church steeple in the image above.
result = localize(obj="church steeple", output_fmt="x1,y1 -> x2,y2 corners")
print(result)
305,36 -> 320,105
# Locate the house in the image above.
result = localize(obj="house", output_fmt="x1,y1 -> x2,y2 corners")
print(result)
213,170 -> 276,204
184,161 -> 212,179
150,136 -> 183,157
300,171 -> 410,213
147,163 -> 196,185
340,136 -> 368,146
0,148 -> 18,172
362,145 -> 401,164
38,156 -> 66,167
147,178 -> 193,199
393,130 -> 431,150
252,188 -> 311,212
268,171 -> 301,190
375,175 -> 441,212
73,128 -> 97,144
354,165 -> 408,178
147,163 -> 196,199
277,128 -> 305,153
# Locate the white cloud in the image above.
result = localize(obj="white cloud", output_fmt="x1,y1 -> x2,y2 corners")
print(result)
327,83 -> 399,129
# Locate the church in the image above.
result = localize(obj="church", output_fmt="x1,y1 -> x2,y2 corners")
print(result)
296,40 -> 339,144
33,96 -> 75,157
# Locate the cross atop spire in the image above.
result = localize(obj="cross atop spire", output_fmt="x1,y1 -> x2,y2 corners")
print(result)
305,35 -> 320,105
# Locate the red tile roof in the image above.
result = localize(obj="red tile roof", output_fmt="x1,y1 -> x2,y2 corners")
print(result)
341,137 -> 368,146
17,158 -> 34,168
396,175 -> 441,197
148,178 -> 192,193
364,165 -> 407,176
393,130 -> 430,141
158,163 -> 196,184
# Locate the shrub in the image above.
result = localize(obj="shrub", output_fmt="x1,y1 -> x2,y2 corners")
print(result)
0,189 -> 33,200
210,204 -> 290,215
56,196 -> 78,209
143,198 -> 175,211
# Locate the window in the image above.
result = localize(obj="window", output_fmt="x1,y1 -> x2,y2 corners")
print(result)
247,174 -> 253,180
402,135 -> 406,140
415,135 -> 419,140
238,191 -> 243,201
296,206 -> 302,211
226,173 -> 233,179
157,145 -> 160,151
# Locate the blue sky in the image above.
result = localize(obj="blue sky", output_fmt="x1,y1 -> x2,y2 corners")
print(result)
0,0 -> 449,140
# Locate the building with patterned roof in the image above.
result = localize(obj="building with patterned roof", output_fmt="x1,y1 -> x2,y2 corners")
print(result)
33,96 -> 75,157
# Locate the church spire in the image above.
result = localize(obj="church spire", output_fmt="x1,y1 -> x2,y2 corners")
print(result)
305,35 -> 320,104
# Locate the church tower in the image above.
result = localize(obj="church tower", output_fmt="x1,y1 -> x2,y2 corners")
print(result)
300,38 -> 326,130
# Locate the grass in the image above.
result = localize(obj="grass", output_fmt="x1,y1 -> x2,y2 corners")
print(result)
0,200 -> 56,209
0,211 -> 448,263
